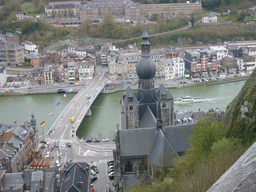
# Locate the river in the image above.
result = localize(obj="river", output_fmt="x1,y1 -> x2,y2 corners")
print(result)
0,80 -> 245,140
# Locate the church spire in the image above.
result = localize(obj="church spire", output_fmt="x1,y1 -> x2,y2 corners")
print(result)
141,26 -> 150,58
136,27 -> 156,80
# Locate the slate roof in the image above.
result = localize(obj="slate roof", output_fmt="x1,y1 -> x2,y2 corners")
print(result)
119,128 -> 158,157
31,171 -> 44,192
25,54 -> 40,59
61,162 -> 89,192
149,129 -> 179,166
122,86 -> 139,105
44,171 -> 55,192
163,124 -> 193,152
3,173 -> 24,189
139,106 -> 156,128
156,83 -> 173,101
7,135 -> 23,148
119,124 -> 193,160
0,143 -> 16,159
23,169 -> 33,190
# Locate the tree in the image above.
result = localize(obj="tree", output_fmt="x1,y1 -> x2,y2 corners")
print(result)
99,13 -> 117,38
190,14 -> 195,27
237,13 -> 245,22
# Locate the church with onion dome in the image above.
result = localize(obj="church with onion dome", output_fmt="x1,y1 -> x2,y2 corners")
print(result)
113,28 -> 194,191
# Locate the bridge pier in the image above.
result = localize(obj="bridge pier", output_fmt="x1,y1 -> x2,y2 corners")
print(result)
85,109 -> 91,117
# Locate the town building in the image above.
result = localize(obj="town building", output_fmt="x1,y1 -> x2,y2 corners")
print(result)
184,48 -> 218,76
165,57 -> 185,80
108,49 -> 165,80
67,61 -> 94,81
0,33 -> 20,44
0,114 -> 39,173
25,53 -> 40,68
21,41 -> 39,54
209,46 -> 228,63
0,65 -> 6,87
15,12 -> 24,20
0,42 -> 25,66
113,28 -> 193,191
46,1 -> 201,23
140,2 -> 202,21
60,162 -> 90,192
46,50 -> 61,65
45,1 -> 81,19
44,65 -> 54,85
79,0 -> 140,22
31,68 -> 45,85
201,14 -> 218,23
77,61 -> 95,80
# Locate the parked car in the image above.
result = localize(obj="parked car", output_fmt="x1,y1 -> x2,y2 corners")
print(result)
93,167 -> 99,173
45,151 -> 51,158
90,169 -> 96,176
90,176 -> 98,183
87,96 -> 91,99
93,139 -> 101,142
108,165 -> 114,169
55,160 -> 61,167
108,168 -> 114,173
107,160 -> 114,166
86,139 -> 92,143
108,172 -> 114,180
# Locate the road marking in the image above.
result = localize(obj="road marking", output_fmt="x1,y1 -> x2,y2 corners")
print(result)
82,150 -> 97,156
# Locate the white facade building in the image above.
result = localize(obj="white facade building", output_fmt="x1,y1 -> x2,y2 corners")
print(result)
202,15 -> 218,23
77,62 -> 94,80
21,41 -> 38,54
0,65 -> 7,87
165,57 -> 185,80
210,46 -> 228,62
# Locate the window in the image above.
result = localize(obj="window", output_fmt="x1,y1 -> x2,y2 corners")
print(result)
129,106 -> 133,111
125,161 -> 132,172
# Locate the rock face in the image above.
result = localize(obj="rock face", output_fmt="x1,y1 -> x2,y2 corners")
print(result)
208,69 -> 256,191
222,69 -> 256,143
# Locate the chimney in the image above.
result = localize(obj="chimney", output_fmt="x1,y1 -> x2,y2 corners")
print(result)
77,182 -> 83,188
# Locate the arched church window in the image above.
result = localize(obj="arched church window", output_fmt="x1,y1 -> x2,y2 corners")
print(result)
162,103 -> 166,108
129,106 -> 133,111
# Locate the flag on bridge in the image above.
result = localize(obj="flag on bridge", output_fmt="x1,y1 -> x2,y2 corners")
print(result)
40,121 -> 46,126
48,112 -> 53,116
57,101 -> 61,105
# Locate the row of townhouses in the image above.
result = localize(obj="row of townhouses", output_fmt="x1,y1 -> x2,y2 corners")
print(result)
44,0 -> 202,23
1,31 -> 256,87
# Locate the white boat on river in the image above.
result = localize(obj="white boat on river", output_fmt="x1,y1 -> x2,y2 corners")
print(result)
174,96 -> 203,104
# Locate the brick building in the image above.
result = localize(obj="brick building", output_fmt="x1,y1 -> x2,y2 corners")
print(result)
0,114 -> 38,173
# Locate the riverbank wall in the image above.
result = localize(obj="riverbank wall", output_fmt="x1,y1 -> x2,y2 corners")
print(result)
102,76 -> 249,94
0,76 -> 248,96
